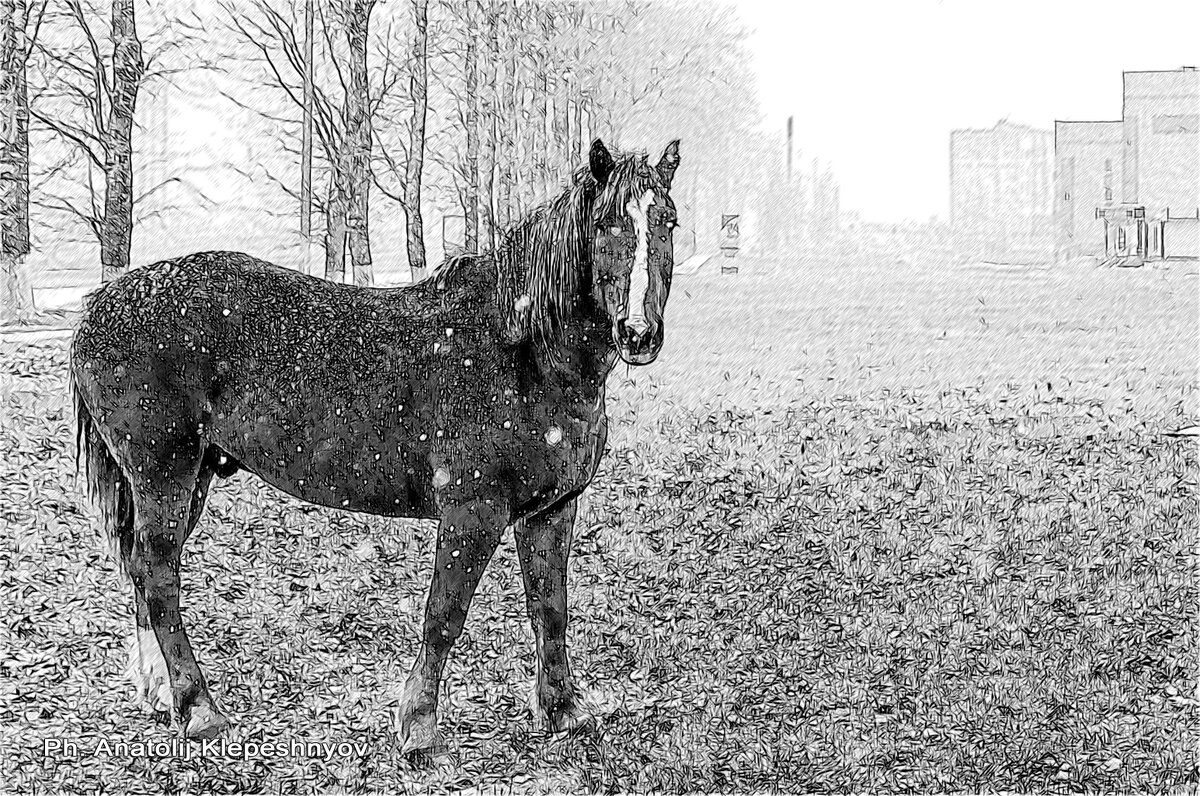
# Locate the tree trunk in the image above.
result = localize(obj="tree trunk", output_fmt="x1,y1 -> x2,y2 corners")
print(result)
344,0 -> 373,286
480,0 -> 498,251
405,0 -> 428,281
462,0 -> 479,252
557,72 -> 570,177
549,19 -> 567,181
497,2 -> 517,230
0,0 -> 33,324
536,77 -> 549,201
324,173 -> 348,282
536,7 -> 555,198
545,74 -> 558,185
299,0 -> 313,247
580,95 -> 591,156
517,86 -> 532,216
100,0 -> 144,283
572,96 -> 582,161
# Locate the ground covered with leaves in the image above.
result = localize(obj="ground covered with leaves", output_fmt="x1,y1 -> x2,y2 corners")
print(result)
2,262 -> 1198,793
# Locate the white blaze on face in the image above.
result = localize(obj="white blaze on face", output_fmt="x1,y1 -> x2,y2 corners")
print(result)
624,189 -> 656,335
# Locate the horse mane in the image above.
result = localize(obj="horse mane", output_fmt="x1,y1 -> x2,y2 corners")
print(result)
436,149 -> 664,359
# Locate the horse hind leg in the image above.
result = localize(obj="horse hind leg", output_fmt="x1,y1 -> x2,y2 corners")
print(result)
77,394 -> 172,718
123,450 -> 229,739
124,463 -> 217,722
127,592 -> 173,715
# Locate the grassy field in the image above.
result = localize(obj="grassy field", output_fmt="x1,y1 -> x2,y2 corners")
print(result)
1,257 -> 1197,793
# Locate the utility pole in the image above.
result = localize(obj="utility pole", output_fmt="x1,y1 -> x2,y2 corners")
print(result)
785,115 -> 795,252
300,0 -> 314,270
787,115 -> 793,181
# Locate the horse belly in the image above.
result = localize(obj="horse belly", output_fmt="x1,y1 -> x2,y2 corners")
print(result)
213,419 -> 435,519
269,465 -> 431,518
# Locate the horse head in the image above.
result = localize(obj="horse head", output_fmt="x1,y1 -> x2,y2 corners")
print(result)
587,138 -> 680,366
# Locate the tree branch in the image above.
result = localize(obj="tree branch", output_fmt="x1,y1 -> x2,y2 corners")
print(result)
63,0 -> 109,115
29,107 -> 105,169
23,0 -> 51,58
33,195 -> 102,240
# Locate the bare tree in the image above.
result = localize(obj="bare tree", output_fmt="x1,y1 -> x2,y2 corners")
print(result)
478,0 -> 497,252
0,0 -> 45,323
218,0 -> 381,284
404,0 -> 427,279
364,0 -> 442,280
495,0 -> 517,232
29,0 -> 149,282
344,0 -> 375,286
471,1 -> 607,227
461,0 -> 478,251
452,0 -> 529,232
299,0 -> 312,243
430,0 -> 532,247
101,0 -> 144,280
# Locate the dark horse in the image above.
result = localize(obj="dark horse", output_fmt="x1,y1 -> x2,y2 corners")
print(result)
71,139 -> 680,755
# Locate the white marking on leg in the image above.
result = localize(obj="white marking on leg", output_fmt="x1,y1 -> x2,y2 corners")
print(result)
529,678 -> 543,719
126,625 -> 172,713
624,189 -> 656,335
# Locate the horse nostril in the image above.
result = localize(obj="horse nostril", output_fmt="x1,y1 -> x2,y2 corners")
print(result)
615,318 -> 657,353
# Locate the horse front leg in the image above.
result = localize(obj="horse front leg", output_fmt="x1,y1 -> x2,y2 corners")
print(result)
514,497 -> 591,734
396,498 -> 508,757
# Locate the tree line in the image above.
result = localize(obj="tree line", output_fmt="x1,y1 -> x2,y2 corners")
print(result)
0,0 -> 759,323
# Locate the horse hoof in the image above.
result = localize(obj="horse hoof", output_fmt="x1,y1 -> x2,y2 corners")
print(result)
549,702 -> 595,735
529,687 -> 595,735
397,709 -> 443,759
404,745 -> 456,770
185,704 -> 231,740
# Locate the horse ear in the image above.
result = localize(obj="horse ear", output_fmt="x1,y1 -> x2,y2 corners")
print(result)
590,139 -> 615,186
656,139 -> 680,189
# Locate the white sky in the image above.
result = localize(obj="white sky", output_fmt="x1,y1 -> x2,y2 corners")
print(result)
736,0 -> 1200,223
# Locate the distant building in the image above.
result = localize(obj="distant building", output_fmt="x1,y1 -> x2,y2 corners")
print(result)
1053,121 -> 1122,261
949,120 -> 1054,263
1055,67 -> 1199,262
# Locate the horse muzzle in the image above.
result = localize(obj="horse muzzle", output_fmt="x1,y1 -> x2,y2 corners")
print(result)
613,318 -> 663,366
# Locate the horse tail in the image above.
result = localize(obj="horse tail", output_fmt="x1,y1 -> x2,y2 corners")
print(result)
75,384 -> 136,575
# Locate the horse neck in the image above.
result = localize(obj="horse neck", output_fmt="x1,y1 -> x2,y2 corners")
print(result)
507,260 -> 615,398
493,183 -> 629,398
536,310 -> 617,396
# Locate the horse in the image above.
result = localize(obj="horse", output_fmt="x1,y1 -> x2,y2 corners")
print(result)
71,138 -> 681,756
